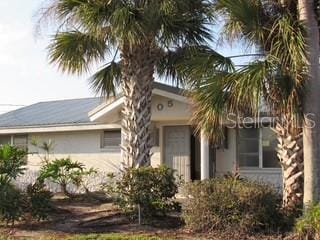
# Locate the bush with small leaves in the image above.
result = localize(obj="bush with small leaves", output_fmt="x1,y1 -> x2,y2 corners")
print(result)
0,144 -> 55,225
0,180 -> 24,225
105,165 -> 179,220
183,178 -> 285,233
0,145 -> 27,225
295,203 -> 320,239
25,182 -> 53,221
0,144 -> 27,181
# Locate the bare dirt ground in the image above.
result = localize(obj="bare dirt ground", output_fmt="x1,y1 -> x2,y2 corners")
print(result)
0,193 -> 191,239
0,193 -> 298,240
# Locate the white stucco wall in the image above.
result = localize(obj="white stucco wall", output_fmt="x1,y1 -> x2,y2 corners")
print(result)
26,130 -> 161,171
15,130 -> 161,192
216,128 -> 237,174
240,170 -> 282,190
27,131 -> 122,172
151,95 -> 191,121
17,126 -> 283,191
151,146 -> 161,167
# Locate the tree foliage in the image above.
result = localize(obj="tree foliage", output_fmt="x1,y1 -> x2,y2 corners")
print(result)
190,0 -> 306,140
0,144 -> 27,182
104,165 -> 179,220
0,144 -> 52,225
36,0 -> 225,93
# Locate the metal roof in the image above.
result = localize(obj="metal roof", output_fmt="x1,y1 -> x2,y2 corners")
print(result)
0,82 -> 184,129
153,82 -> 184,95
0,97 -> 104,128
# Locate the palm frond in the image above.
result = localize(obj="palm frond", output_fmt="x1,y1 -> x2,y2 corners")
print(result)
266,69 -> 305,119
157,45 -> 234,86
191,59 -> 273,140
37,0 -> 117,29
48,30 -> 108,74
182,46 -> 235,79
89,61 -> 121,97
39,0 -> 217,97
157,0 -> 214,47
267,15 -> 306,76
215,0 -> 271,44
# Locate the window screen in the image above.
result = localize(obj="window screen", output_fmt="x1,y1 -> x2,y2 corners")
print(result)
238,128 -> 259,167
13,135 -> 28,150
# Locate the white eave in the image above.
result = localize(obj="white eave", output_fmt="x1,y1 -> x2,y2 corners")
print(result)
89,97 -> 124,122
152,88 -> 189,103
88,88 -> 189,122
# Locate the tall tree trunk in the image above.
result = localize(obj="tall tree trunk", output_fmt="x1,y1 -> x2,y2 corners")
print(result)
274,120 -> 303,211
298,0 -> 320,205
120,41 -> 156,168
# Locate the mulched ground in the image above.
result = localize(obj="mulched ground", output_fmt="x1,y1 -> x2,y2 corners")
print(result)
0,193 -> 300,240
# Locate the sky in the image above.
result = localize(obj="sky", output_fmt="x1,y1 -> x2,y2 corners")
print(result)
0,0 -> 92,113
0,0 -> 249,114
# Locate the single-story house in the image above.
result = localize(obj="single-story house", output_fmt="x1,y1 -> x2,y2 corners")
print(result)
0,82 -> 282,190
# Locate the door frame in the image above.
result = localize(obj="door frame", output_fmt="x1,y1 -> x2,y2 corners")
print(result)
161,123 -> 191,182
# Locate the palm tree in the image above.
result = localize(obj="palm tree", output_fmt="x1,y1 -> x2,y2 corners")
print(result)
37,0 -> 229,168
189,0 -> 307,210
297,0 -> 320,206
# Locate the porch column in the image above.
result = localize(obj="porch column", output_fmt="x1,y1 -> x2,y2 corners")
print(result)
200,130 -> 210,180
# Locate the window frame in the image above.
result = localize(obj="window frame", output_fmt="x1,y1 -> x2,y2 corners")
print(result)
101,129 -> 121,152
0,135 -> 12,146
237,127 -> 280,170
13,135 -> 28,150
0,134 -> 28,149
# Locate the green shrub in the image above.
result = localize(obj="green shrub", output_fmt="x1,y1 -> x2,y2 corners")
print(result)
105,165 -> 179,219
0,181 -> 23,225
295,203 -> 320,239
38,157 -> 96,196
0,145 -> 27,225
25,182 -> 53,221
0,144 -> 27,181
183,178 -> 284,233
0,144 -> 53,225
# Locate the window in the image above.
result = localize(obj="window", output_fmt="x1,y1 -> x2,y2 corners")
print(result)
0,135 -> 11,145
103,130 -> 121,150
13,135 -> 28,150
238,127 -> 279,168
150,127 -> 160,147
0,135 -> 28,149
261,128 -> 278,168
238,128 -> 259,167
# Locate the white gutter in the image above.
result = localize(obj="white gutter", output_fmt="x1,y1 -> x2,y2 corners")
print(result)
0,123 -> 121,134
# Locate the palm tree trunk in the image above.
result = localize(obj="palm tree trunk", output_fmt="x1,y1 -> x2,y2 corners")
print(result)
298,0 -> 320,205
274,121 -> 303,210
120,41 -> 156,168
